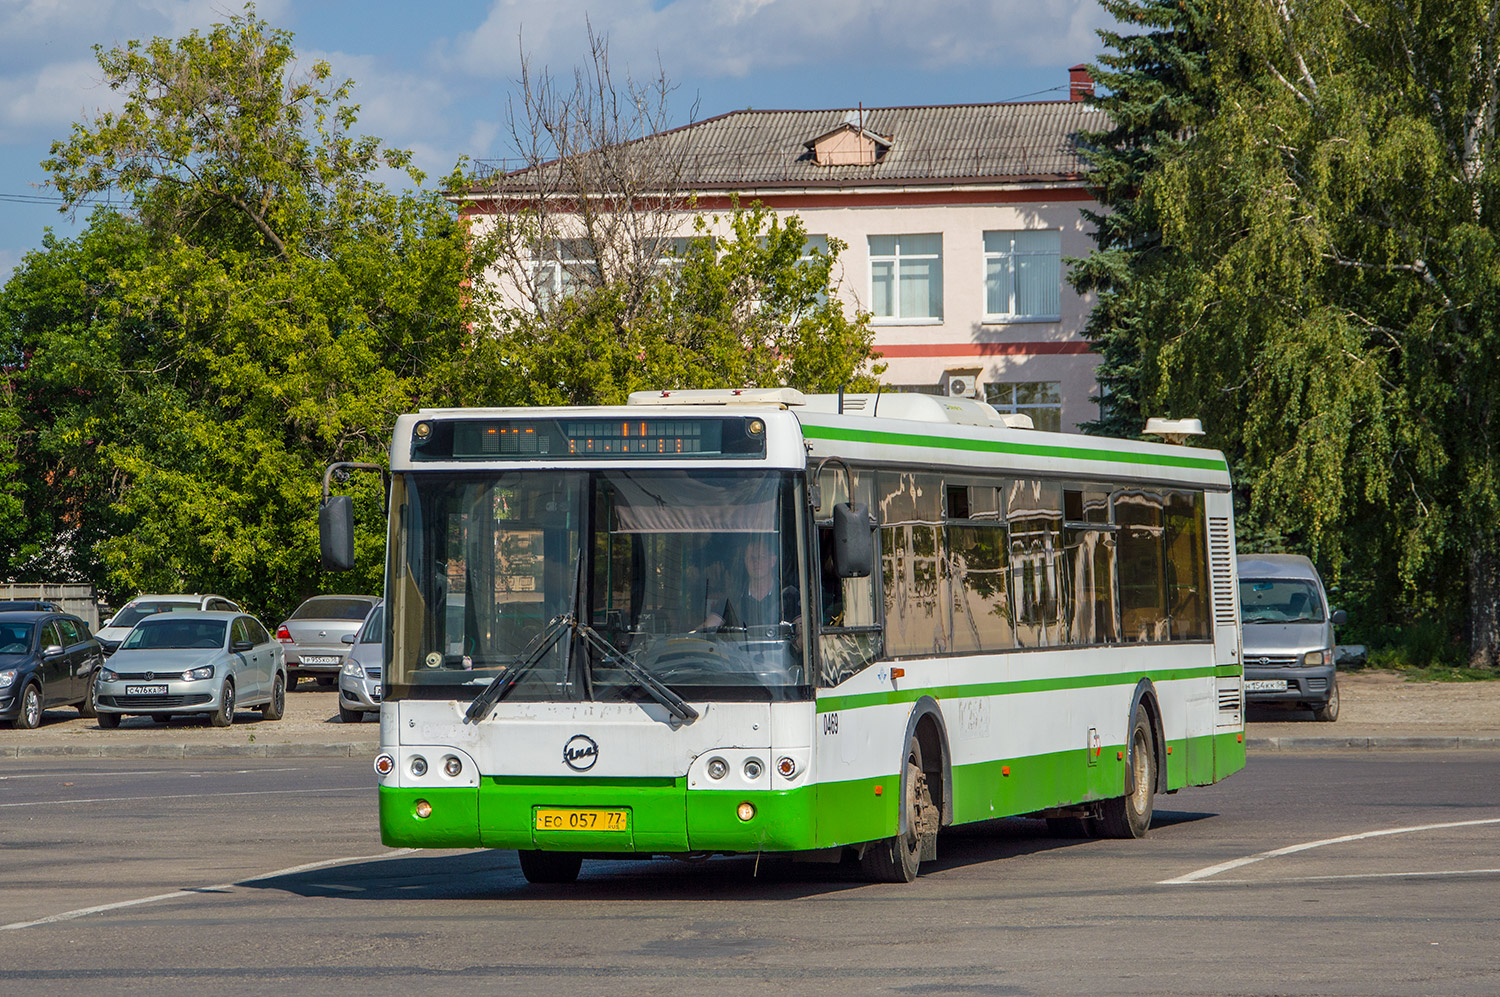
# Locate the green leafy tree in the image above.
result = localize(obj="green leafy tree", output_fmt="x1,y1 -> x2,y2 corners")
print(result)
1070,0 -> 1217,440
0,6 -> 473,617
1134,0 -> 1500,665
468,201 -> 880,406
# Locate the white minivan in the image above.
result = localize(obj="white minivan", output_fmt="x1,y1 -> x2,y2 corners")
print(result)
1239,554 -> 1346,721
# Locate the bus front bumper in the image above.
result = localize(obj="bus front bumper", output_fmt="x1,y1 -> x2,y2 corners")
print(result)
379,777 -> 824,854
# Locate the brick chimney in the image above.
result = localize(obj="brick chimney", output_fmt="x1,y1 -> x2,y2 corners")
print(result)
1069,64 -> 1095,101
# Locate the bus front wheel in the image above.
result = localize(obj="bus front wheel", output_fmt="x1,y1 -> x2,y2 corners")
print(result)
1098,710 -> 1156,839
518,850 -> 582,884
860,736 -> 936,883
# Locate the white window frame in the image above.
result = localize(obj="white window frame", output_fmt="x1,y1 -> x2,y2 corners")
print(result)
529,238 -> 598,307
982,230 -> 1062,323
986,381 -> 1064,433
868,234 -> 943,323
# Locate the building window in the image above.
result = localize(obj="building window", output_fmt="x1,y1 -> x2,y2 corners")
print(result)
869,234 -> 942,321
986,381 -> 1063,433
531,238 -> 599,306
983,230 -> 1060,320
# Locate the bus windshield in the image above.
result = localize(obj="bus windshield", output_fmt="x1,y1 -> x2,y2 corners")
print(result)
386,468 -> 809,703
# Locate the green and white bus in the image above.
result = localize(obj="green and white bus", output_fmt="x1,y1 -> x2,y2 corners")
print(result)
323,388 -> 1245,883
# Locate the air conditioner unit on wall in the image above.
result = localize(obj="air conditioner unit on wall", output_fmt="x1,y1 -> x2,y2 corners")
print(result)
944,368 -> 982,399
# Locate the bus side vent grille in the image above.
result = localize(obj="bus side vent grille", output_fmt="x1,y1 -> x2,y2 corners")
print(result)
1217,677 -> 1242,726
1209,517 -> 1237,626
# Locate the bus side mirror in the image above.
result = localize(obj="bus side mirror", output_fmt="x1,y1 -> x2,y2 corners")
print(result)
319,495 -> 356,572
832,502 -> 876,578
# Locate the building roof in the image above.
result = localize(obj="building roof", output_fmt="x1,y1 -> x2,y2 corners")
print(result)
472,101 -> 1104,194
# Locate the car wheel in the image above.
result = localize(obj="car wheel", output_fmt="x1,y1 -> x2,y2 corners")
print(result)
1313,679 -> 1340,722
209,680 -> 236,727
859,735 -> 936,883
338,701 -> 363,724
259,673 -> 286,721
1098,709 -> 1156,839
517,850 -> 583,884
15,683 -> 42,729
77,671 -> 99,719
97,710 -> 121,729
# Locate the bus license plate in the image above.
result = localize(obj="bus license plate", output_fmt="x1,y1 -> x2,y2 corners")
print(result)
126,685 -> 168,695
534,808 -> 629,832
1245,679 -> 1288,693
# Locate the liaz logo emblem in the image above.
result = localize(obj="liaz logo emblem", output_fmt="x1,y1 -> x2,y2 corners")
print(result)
563,734 -> 599,772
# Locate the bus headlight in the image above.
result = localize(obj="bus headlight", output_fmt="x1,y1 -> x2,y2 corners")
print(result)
737,802 -> 756,822
706,757 -> 729,780
410,755 -> 428,777
444,756 -> 463,778
743,758 -> 764,780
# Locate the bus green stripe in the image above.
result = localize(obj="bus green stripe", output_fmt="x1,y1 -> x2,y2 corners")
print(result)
799,422 -> 1229,472
816,665 -> 1221,714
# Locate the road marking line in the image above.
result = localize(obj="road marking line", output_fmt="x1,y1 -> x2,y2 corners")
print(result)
1176,867 -> 1500,886
1160,817 -> 1500,885
0,767 -> 303,781
0,786 -> 368,808
0,849 -> 419,930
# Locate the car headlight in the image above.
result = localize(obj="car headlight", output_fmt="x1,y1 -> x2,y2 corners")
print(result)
101,668 -> 118,682
182,665 -> 214,681
341,660 -> 366,679
1302,650 -> 1328,667
0,669 -> 14,690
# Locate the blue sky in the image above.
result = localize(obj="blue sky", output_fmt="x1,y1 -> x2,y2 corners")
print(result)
0,0 -> 1119,278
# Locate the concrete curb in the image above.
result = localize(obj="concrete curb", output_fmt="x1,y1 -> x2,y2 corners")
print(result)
3,736 -> 1499,760
1246,735 -> 1500,751
0,741 -> 376,759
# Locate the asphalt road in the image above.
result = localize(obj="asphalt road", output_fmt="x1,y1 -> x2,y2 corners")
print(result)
1,752 -> 1498,995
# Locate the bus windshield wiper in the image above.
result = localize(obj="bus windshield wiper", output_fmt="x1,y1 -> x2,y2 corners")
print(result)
575,623 -> 699,725
463,614 -> 573,724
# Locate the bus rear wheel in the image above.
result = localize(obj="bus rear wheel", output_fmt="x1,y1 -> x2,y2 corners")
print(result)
1098,710 -> 1156,839
860,736 -> 936,883
518,850 -> 582,884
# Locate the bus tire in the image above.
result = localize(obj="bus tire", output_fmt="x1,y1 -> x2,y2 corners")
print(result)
1099,710 -> 1156,839
518,850 -> 582,884
860,736 -> 934,883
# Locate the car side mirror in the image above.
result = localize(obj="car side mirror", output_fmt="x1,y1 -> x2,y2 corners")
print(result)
231,640 -> 254,653
832,502 -> 876,578
42,645 -> 64,660
319,494 -> 356,572
1331,609 -> 1347,626
341,633 -> 357,645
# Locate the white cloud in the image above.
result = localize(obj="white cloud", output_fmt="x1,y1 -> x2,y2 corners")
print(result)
451,0 -> 1112,83
0,0 -> 293,144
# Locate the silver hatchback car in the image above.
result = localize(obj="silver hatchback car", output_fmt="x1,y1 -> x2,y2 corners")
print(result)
337,601 -> 383,723
275,595 -> 379,689
95,611 -> 286,727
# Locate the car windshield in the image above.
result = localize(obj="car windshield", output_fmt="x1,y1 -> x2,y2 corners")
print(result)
1239,578 -> 1326,623
359,605 -> 384,643
386,468 -> 809,704
0,622 -> 33,653
121,619 -> 227,650
114,602 -> 199,628
290,597 -> 376,621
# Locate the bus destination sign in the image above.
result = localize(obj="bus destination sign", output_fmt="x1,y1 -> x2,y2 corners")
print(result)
411,416 -> 767,461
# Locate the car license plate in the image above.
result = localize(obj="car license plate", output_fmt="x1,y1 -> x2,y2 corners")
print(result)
126,685 -> 168,695
300,656 -> 340,665
534,808 -> 629,832
1245,679 -> 1288,693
